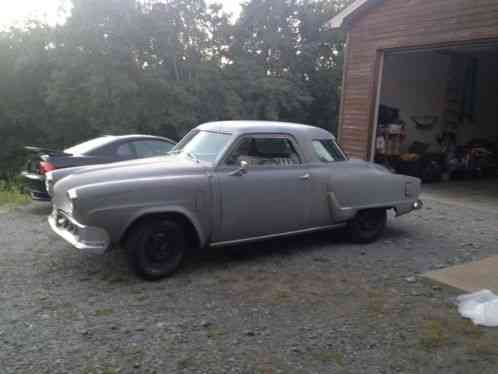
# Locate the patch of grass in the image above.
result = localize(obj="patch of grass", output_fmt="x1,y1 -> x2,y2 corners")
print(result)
312,350 -> 345,367
418,319 -> 449,351
135,295 -> 147,302
101,368 -> 120,374
367,290 -> 386,317
81,367 -> 120,374
466,337 -> 498,363
95,308 -> 114,317
0,184 -> 29,207
254,367 -> 275,374
206,327 -> 225,338
456,319 -> 483,339
177,356 -> 197,370
272,289 -> 291,303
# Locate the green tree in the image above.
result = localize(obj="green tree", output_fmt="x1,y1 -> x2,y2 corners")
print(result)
0,0 -> 347,179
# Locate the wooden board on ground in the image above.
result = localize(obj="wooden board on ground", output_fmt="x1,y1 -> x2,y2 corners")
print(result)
424,255 -> 498,294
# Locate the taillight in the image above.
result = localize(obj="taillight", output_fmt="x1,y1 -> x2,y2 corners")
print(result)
39,161 -> 56,174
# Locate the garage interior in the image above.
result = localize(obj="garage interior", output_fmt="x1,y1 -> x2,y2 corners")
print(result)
374,42 -> 498,210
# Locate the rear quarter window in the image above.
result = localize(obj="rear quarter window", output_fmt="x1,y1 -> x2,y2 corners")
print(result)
312,139 -> 346,163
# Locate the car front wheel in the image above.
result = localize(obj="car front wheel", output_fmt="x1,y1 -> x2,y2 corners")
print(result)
126,219 -> 185,280
348,208 -> 387,244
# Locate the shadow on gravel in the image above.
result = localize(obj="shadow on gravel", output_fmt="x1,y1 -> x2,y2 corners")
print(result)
51,221 -> 412,283
19,202 -> 52,216
380,225 -> 413,241
181,227 -> 351,275
55,227 -> 352,283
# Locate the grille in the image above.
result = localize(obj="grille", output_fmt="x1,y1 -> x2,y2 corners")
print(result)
55,210 -> 78,235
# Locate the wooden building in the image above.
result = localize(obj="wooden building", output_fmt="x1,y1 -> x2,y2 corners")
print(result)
329,0 -> 498,161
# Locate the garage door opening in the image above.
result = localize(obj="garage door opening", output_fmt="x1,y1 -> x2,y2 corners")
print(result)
373,43 -> 498,210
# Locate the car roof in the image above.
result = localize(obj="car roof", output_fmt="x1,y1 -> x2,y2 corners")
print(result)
64,134 -> 176,155
107,134 -> 176,143
196,120 -> 335,139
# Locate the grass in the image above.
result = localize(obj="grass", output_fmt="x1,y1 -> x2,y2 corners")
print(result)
177,356 -> 197,370
312,350 -> 345,367
418,317 -> 486,352
81,367 -> 120,374
0,186 -> 30,207
95,308 -> 114,317
418,319 -> 449,351
206,327 -> 225,338
367,289 -> 387,317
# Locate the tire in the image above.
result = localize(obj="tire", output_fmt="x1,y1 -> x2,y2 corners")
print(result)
126,219 -> 185,280
348,209 -> 387,244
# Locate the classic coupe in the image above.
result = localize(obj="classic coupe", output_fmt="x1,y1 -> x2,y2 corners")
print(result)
22,134 -> 175,201
48,121 -> 422,280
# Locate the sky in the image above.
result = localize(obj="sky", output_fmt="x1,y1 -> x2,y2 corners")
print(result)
0,0 -> 243,28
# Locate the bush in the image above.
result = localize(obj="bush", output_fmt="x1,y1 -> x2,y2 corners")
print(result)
0,178 -> 29,206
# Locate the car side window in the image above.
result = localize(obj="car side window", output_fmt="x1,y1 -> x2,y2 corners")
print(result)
116,143 -> 136,158
132,140 -> 174,158
312,139 -> 346,163
226,136 -> 301,167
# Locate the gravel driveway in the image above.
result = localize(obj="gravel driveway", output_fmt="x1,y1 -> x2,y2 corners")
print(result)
1,199 -> 498,374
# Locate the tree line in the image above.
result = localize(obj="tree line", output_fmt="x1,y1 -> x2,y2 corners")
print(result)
0,0 -> 346,178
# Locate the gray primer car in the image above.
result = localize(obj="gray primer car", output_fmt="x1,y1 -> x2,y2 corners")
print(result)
49,121 -> 422,280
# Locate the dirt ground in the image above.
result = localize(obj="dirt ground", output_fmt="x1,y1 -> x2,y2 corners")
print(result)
1,195 -> 498,374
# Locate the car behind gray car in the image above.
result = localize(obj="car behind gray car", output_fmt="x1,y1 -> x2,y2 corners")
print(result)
21,134 -> 175,201
48,121 -> 422,280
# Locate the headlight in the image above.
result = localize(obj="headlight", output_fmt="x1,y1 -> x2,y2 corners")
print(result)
67,188 -> 78,200
45,173 -> 54,195
66,188 -> 78,215
65,199 -> 74,215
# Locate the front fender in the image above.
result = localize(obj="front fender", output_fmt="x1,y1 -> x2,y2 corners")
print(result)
74,175 -> 212,246
118,205 -> 208,247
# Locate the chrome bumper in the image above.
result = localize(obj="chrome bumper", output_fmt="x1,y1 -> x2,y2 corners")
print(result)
395,199 -> 423,216
48,210 -> 110,254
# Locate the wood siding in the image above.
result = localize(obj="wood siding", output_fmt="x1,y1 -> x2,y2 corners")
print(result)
338,0 -> 498,159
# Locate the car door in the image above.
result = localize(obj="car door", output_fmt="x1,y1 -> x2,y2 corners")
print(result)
214,134 -> 311,242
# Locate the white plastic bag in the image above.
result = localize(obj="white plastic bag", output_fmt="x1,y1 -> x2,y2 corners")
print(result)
457,289 -> 498,327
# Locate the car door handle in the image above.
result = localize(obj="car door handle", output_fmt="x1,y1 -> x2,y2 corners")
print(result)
299,173 -> 310,180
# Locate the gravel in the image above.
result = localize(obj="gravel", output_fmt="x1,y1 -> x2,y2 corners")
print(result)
1,200 -> 498,374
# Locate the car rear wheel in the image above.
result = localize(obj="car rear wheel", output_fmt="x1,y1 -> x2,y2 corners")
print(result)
126,219 -> 185,280
348,209 -> 387,244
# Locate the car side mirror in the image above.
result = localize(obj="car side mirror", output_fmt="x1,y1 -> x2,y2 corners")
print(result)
229,160 -> 248,176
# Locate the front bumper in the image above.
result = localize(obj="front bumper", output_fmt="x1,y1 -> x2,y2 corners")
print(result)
48,209 -> 111,254
21,172 -> 51,201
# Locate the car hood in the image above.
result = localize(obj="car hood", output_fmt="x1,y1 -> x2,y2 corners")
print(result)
53,155 -> 208,204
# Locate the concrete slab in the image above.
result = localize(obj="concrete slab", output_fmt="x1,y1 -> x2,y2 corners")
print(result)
424,255 -> 498,294
422,178 -> 498,214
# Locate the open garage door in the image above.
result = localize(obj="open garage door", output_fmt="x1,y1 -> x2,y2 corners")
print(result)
373,42 -> 498,211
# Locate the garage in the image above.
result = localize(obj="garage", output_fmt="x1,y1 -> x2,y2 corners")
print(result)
375,44 -> 498,208
329,0 -> 498,208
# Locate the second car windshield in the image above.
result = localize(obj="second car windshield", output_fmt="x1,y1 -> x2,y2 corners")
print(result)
171,130 -> 232,162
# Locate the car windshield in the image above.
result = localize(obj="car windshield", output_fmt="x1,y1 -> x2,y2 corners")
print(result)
170,130 -> 232,162
64,136 -> 114,155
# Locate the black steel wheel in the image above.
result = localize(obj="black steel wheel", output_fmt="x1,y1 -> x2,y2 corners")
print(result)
126,219 -> 185,280
348,209 -> 387,244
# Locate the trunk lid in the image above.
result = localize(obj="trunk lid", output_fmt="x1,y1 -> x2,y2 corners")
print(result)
23,146 -> 71,174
